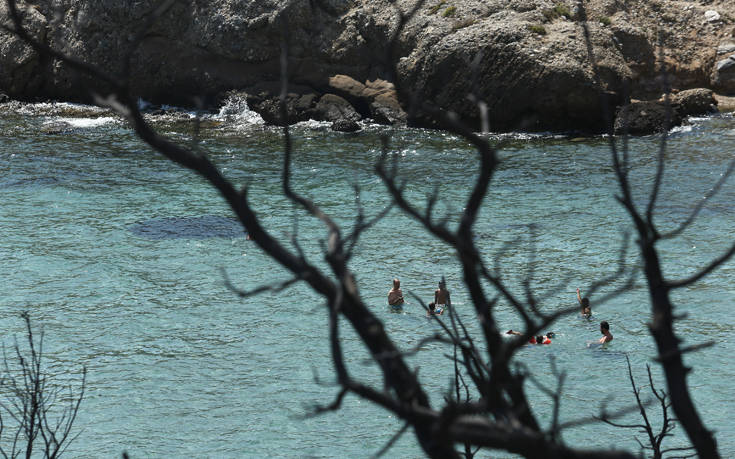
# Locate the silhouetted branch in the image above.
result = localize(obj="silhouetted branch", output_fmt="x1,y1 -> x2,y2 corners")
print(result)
310,388 -> 348,416
665,243 -> 735,289
645,42 -> 673,232
600,354 -> 695,458
0,312 -> 85,459
654,341 -> 716,363
221,268 -> 301,298
660,157 -> 735,240
577,0 -> 722,454
373,422 -> 410,458
6,1 -> 725,457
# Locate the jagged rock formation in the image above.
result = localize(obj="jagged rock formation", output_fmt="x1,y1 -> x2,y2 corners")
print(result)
1,0 -> 734,133
613,88 -> 717,134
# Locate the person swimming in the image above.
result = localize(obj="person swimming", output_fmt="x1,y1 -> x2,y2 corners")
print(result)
577,288 -> 591,317
530,333 -> 552,345
426,302 -> 444,317
506,330 -> 553,344
599,321 -> 613,343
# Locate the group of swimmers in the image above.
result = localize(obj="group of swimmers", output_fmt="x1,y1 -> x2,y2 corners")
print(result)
387,278 -> 450,316
388,279 -> 614,346
577,287 -> 614,345
507,288 -> 614,346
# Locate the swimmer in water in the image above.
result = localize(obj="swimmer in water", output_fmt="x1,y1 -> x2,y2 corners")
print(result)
426,302 -> 444,317
577,288 -> 591,317
599,321 -> 613,344
506,330 -> 554,344
530,333 -> 553,345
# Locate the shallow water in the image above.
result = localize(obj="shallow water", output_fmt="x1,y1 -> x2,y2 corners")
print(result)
1,102 -> 734,457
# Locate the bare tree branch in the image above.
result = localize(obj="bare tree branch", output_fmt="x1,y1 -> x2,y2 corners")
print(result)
221,268 -> 301,299
373,422 -> 410,458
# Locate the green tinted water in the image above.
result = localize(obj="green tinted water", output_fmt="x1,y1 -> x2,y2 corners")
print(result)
1,103 -> 734,457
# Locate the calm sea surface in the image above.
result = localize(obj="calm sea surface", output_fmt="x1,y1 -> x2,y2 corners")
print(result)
1,101 -> 734,457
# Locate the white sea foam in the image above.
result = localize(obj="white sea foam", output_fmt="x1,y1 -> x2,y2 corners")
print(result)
213,94 -> 264,126
670,124 -> 693,134
292,119 -> 330,130
52,116 -> 117,128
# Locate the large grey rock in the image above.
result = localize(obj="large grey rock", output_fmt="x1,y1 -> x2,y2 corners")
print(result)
712,54 -> 735,92
396,17 -> 627,131
314,93 -> 361,123
0,4 -> 46,97
243,83 -> 319,126
327,75 -> 406,124
612,89 -> 716,135
672,88 -> 717,116
1,0 -> 734,131
614,101 -> 681,135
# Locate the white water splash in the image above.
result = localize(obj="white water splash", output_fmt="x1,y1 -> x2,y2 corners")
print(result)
213,94 -> 264,126
670,124 -> 693,134
53,116 -> 117,128
292,119 -> 331,130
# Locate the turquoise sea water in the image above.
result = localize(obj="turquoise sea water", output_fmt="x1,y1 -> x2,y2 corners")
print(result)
1,102 -> 734,457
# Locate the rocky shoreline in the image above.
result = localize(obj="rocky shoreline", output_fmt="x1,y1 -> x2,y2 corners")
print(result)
1,0 -> 734,134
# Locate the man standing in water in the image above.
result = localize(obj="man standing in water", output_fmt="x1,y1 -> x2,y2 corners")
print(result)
599,321 -> 613,344
388,278 -> 404,309
434,280 -> 451,311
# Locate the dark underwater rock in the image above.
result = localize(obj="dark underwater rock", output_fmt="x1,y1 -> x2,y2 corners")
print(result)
130,215 -> 246,240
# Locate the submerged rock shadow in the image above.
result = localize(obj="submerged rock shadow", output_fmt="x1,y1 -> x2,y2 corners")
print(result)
130,215 -> 246,240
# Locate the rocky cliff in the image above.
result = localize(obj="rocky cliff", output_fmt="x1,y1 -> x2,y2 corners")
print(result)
1,0 -> 734,132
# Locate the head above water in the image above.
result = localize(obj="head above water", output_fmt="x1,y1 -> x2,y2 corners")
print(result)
393,278 -> 400,289
535,335 -> 545,344
600,321 -> 610,332
545,331 -> 555,338
428,302 -> 436,311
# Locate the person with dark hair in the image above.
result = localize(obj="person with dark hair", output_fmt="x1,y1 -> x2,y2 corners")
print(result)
577,287 -> 591,316
388,278 -> 404,310
599,321 -> 613,344
434,280 -> 451,310
426,302 -> 444,317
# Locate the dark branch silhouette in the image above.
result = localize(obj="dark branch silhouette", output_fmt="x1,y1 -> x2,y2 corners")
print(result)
0,312 -> 86,459
598,355 -> 695,459
576,1 -> 723,455
3,0 -> 727,457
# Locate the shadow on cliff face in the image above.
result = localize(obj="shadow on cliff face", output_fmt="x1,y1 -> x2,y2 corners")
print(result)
130,215 -> 246,240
